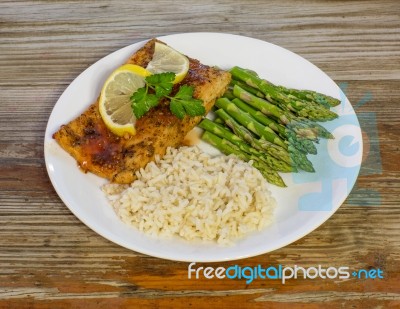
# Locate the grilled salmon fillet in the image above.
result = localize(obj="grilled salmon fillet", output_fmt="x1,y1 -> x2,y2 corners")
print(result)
53,39 -> 231,184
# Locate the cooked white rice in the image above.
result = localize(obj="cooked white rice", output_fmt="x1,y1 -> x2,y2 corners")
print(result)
103,146 -> 276,245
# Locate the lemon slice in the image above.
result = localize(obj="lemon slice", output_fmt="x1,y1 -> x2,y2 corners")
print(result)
146,42 -> 190,84
99,64 -> 151,137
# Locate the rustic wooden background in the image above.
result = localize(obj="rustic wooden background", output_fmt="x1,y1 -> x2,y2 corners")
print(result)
1,0 -> 399,308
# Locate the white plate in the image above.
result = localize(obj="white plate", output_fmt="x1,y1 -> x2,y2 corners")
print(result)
44,33 -> 362,262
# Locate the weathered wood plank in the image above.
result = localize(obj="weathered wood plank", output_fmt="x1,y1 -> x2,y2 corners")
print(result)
0,0 -> 399,308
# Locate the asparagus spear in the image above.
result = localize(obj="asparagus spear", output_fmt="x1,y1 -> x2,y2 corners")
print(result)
200,118 -> 243,145
214,100 -> 314,172
199,119 -> 294,172
287,144 -> 315,172
214,109 -> 294,167
232,85 -> 292,124
242,68 -> 259,77
231,65 -> 340,107
230,67 -> 338,121
270,84 -> 329,108
218,110 -> 313,172
231,98 -> 287,137
230,79 -> 264,98
214,117 -> 225,124
256,78 -> 334,109
231,98 -> 317,154
231,85 -> 331,140
202,131 -> 286,187
215,97 -> 287,149
274,85 -> 340,108
302,90 -> 340,107
214,108 -> 314,172
295,100 -> 338,121
286,129 -> 318,155
222,88 -> 236,100
289,118 -> 334,139
237,125 -> 314,172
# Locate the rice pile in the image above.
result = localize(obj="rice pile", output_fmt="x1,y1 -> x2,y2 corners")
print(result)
103,146 -> 276,245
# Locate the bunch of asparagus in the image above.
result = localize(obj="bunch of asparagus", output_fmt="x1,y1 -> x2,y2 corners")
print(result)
200,66 -> 341,187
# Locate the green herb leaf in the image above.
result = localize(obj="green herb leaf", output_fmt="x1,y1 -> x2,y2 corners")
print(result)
173,84 -> 194,100
130,72 -> 205,120
169,99 -> 186,119
146,72 -> 175,98
170,85 -> 205,119
131,87 -> 159,119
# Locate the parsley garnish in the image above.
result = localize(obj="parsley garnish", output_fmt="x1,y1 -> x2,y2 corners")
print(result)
130,72 -> 205,120
170,85 -> 205,119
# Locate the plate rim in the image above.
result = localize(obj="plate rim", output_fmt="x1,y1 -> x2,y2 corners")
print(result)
44,32 -> 362,262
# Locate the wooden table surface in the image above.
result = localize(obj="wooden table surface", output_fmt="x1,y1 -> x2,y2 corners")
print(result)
1,0 -> 399,308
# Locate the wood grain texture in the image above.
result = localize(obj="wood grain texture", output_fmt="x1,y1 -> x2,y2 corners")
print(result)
1,0 -> 399,308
